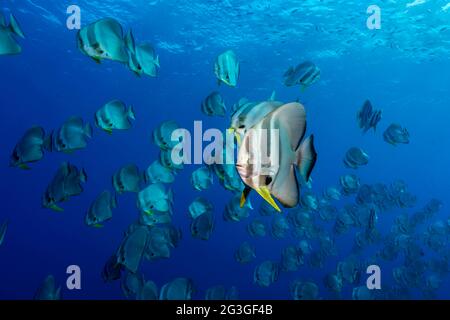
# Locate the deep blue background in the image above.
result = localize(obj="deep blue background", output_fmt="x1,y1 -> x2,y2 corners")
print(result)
0,0 -> 449,299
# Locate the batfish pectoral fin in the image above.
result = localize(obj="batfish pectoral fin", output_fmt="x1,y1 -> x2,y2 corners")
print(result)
240,186 -> 252,208
255,186 -> 281,212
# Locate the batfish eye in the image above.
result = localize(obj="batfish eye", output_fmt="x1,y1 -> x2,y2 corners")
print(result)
265,176 -> 273,185
239,125 -> 245,129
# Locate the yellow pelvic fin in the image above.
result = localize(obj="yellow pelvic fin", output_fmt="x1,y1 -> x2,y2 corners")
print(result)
255,186 -> 281,212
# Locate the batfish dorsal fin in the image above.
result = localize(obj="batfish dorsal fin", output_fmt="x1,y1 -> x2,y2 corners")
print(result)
269,102 -> 306,150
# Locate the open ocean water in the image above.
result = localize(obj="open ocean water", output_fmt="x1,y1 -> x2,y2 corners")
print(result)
0,0 -> 450,300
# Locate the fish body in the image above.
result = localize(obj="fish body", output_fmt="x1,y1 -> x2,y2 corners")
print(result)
254,261 -> 279,287
10,126 -> 46,169
284,61 -> 320,89
116,225 -> 149,273
357,100 -> 382,133
214,50 -> 239,87
95,100 -> 135,133
190,211 -> 214,240
189,197 -> 213,219
344,147 -> 369,169
137,183 -> 173,215
235,242 -> 256,264
48,117 -> 92,153
160,278 -> 194,300
201,91 -> 226,117
191,166 -> 213,191
42,162 -> 87,211
129,43 -> 159,77
113,164 -> 145,194
383,123 -> 410,145
153,121 -> 179,150
146,159 -> 176,184
77,18 -> 132,64
85,190 -> 117,227
236,102 -> 317,211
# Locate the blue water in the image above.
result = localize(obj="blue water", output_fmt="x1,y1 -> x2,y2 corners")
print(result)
1,0 -> 450,300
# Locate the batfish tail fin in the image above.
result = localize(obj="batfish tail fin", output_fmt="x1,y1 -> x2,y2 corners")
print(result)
295,135 -> 317,183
